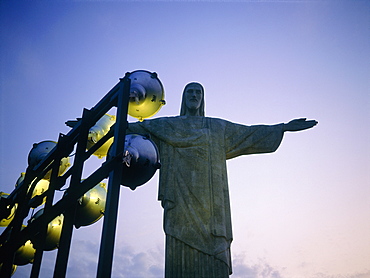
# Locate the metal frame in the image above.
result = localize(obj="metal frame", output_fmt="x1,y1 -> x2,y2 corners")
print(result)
0,73 -> 132,277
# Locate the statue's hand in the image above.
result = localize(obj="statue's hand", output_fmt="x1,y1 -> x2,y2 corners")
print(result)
284,118 -> 318,132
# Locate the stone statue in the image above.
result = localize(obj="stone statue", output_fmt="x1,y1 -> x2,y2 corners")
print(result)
128,82 -> 317,277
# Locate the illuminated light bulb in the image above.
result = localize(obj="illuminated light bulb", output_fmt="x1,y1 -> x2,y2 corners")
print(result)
15,173 -> 50,205
28,141 -> 70,180
74,182 -> 107,228
127,70 -> 165,122
14,239 -> 36,266
87,114 -> 116,159
30,209 -> 64,251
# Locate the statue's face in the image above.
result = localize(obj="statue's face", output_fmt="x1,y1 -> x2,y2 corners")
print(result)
185,84 -> 203,111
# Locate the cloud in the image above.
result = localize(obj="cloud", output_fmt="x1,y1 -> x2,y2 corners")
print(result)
311,271 -> 370,278
64,239 -> 164,278
65,239 -> 101,278
232,254 -> 284,278
350,272 -> 370,278
111,243 -> 164,278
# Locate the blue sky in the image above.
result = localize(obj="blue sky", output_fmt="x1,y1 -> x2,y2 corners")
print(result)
0,1 -> 369,277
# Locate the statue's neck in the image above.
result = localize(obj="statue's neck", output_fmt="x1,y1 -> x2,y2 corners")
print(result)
185,109 -> 201,116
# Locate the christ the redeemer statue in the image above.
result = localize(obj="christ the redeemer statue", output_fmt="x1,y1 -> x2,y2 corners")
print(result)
128,82 -> 317,277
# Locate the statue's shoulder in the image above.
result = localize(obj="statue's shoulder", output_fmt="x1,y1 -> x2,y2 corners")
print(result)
153,116 -> 181,123
134,116 -> 177,124
206,116 -> 231,127
134,116 -> 183,129
147,116 -> 231,128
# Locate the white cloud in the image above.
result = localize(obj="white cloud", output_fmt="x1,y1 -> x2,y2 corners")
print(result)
311,271 -> 370,278
232,254 -> 284,278
64,239 -> 164,278
111,243 -> 164,278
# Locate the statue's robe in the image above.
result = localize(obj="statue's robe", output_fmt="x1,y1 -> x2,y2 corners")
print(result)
128,116 -> 284,277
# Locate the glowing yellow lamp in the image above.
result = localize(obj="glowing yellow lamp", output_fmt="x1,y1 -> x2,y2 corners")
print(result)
127,70 -> 165,121
30,209 -> 64,251
87,114 -> 116,158
74,182 -> 107,228
28,141 -> 70,180
15,173 -> 50,205
14,239 -> 36,266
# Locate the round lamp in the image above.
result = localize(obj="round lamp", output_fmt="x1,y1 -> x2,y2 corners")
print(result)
30,209 -> 64,251
74,182 -> 107,228
86,114 -> 116,159
127,70 -> 165,121
28,141 -> 70,180
109,134 -> 160,190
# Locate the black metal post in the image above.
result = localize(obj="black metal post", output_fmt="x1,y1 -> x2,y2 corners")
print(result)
31,134 -> 67,278
53,109 -> 93,278
96,75 -> 131,277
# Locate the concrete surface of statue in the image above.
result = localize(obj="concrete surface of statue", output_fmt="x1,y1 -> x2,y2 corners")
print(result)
128,82 -> 317,277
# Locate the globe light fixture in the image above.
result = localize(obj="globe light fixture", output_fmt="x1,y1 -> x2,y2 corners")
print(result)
14,239 -> 36,266
87,114 -> 116,159
15,173 -> 50,206
28,141 -> 70,180
127,70 -> 165,121
110,133 -> 161,190
74,182 -> 107,228
30,210 -> 64,251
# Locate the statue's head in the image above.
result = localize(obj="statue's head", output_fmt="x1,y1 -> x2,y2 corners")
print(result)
180,82 -> 205,116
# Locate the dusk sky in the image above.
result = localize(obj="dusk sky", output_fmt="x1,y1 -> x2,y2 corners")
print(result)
0,1 -> 369,277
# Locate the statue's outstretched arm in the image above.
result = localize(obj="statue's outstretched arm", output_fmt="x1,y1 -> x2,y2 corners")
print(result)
283,118 -> 318,132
